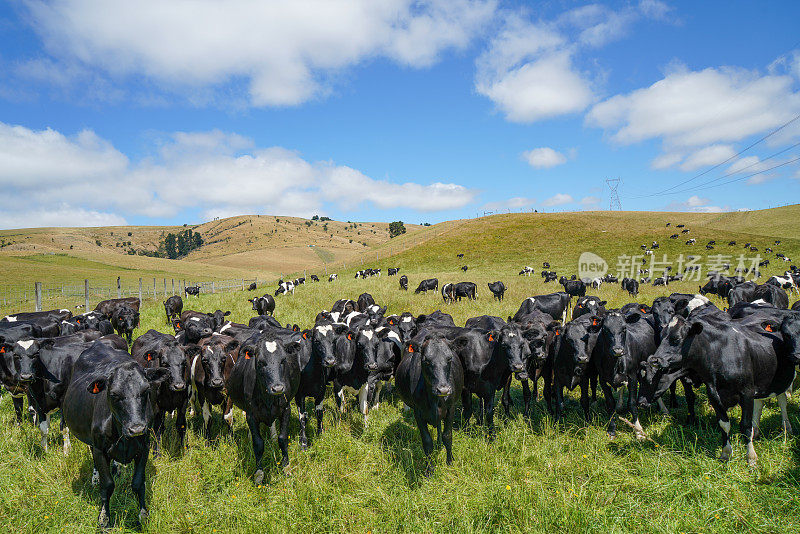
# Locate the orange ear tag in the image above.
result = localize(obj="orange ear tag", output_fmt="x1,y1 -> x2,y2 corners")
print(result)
765,324 -> 773,332
92,383 -> 100,394
408,345 -> 414,353
245,351 -> 251,360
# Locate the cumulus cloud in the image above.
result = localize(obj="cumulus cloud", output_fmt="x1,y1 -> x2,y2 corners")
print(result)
664,195 -> 730,213
0,206 -> 127,230
0,122 -> 477,228
580,196 -> 601,208
20,0 -> 496,107
522,147 -> 568,169
482,196 -> 536,211
542,193 -> 574,206
587,60 -> 800,163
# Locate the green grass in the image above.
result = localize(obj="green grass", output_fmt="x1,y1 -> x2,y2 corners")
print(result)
1,208 -> 800,532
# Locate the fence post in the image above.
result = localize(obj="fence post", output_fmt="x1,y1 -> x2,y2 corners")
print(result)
139,278 -> 143,301
35,282 -> 42,312
211,281 -> 215,294
117,277 -> 121,298
241,279 -> 245,291
172,279 -> 175,295
163,279 -> 167,297
84,279 -> 89,310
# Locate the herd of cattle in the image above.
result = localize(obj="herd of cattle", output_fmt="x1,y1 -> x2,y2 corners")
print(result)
2,250 -> 800,526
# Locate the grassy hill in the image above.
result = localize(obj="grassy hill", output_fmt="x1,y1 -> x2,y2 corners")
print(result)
1,206 -> 799,532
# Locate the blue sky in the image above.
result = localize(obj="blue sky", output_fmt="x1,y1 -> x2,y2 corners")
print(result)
0,0 -> 799,228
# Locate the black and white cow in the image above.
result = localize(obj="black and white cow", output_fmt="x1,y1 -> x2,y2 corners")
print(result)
248,294 -> 276,316
512,293 -> 571,324
399,275 -> 409,290
415,278 -> 439,294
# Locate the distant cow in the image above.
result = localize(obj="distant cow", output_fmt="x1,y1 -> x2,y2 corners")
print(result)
388,268 -> 400,276
415,279 -> 439,294
461,265 -> 468,272
399,275 -> 409,290
488,281 -> 506,301
249,294 -> 276,316
111,305 -> 139,344
94,297 -> 141,319
164,295 -> 183,325
621,278 -> 639,297
519,266 -> 535,276
328,274 -> 338,282
309,275 -> 320,282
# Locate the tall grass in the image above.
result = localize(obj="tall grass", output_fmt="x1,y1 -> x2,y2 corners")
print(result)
1,212 -> 799,532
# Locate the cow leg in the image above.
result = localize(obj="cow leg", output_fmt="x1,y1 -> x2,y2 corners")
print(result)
777,392 -> 794,434
372,381 -> 384,409
222,397 -> 234,430
628,380 -> 645,440
655,398 -> 670,417
521,378 -> 532,415
296,396 -> 309,450
752,398 -> 765,440
461,389 -> 473,425
501,375 -> 513,416
334,382 -> 346,414
683,380 -> 697,425
61,416 -> 71,455
669,381 -> 678,408
152,411 -> 165,457
443,406 -> 455,465
91,446 -> 114,528
590,373 -> 598,403
711,403 -> 733,462
414,412 -> 435,477
131,450 -> 150,525
554,385 -> 564,421
202,401 -> 213,440
601,382 -> 617,438
740,397 -> 757,468
38,412 -> 50,451
484,394 -> 497,441
175,402 -> 188,450
358,383 -> 370,427
11,395 -> 24,425
579,379 -> 591,422
246,414 -> 266,485
314,394 -> 325,437
278,406 -> 291,471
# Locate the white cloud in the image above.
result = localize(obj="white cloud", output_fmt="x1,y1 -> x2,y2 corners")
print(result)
542,193 -> 574,206
664,195 -> 730,213
580,196 -> 601,208
0,207 -> 127,230
678,144 -> 736,171
587,61 -> 800,149
522,147 -> 568,169
475,16 -> 592,123
22,0 -> 496,107
0,122 -> 478,227
482,196 -> 536,211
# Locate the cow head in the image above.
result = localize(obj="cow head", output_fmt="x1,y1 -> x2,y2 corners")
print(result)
356,327 -> 380,372
86,361 -> 169,437
241,334 -> 300,397
0,341 -> 28,388
638,316 -> 700,407
177,317 -> 213,344
494,325 -> 530,379
199,338 -> 238,390
309,323 -> 338,368
409,334 -> 459,398
207,310 -> 231,331
141,340 -> 190,392
333,328 -> 357,373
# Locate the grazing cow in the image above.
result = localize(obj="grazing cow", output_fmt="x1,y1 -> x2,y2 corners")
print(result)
571,296 -> 607,320
621,278 -> 639,297
445,282 -> 477,302
415,278 -> 439,294
163,295 -> 183,326
185,286 -> 200,296
248,282 -> 257,291
512,293 -> 571,324
61,342 -> 169,528
457,253 -> 464,258
111,305 -> 139,344
487,281 -> 506,301
560,278 -> 586,299
441,283 -> 454,303
729,241 -> 736,246
94,297 -> 141,319
676,224 -> 684,228
686,239 -> 696,245
551,314 -> 602,421
753,284 -> 789,309
227,331 -> 302,484
519,266 -> 535,276
395,332 -> 463,475
682,229 -> 690,234
190,334 -> 241,438
275,281 -> 295,296
461,265 -> 468,272
670,234 -> 679,239
639,314 -> 795,467
603,274 -> 619,283
249,294 -> 276,316
328,274 -> 338,282
388,268 -> 400,276
309,275 -> 320,282
131,330 -> 197,451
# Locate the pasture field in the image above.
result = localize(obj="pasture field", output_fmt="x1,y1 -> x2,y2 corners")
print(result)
1,208 -> 800,532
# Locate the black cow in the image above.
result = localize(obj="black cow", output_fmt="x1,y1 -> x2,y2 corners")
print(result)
173,313 -> 214,345
571,296 -> 607,320
727,281 -> 757,307
249,294 -> 276,316
164,295 -> 183,325
399,275 -> 409,290
395,332 -> 464,475
69,311 -> 114,335
0,322 -> 43,344
248,282 -> 257,291
61,342 -> 169,527
621,277 -> 639,297
227,331 -> 302,484
111,304 -> 139,344
357,292 -> 376,313
95,297 -> 141,318
384,312 -> 417,342
415,278 -> 439,293
331,326 -> 385,426
753,284 -> 789,309
560,278 -> 586,300
309,275 -> 320,282
416,310 -> 456,327
487,281 -> 506,301
185,286 -> 200,296
3,309 -> 71,323
464,315 -> 506,330
131,330 -> 197,451
190,334 -> 241,438
512,293 -> 571,323
388,268 -> 400,276
640,313 -> 795,467
461,265 -> 468,272
551,314 -> 602,421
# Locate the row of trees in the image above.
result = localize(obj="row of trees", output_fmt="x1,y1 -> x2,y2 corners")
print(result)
160,229 -> 203,259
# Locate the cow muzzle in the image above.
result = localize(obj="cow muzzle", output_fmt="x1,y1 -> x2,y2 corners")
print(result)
171,381 -> 186,391
434,385 -> 452,397
269,384 -> 286,396
127,424 -> 147,437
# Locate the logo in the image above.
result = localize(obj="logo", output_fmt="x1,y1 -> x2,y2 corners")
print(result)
578,252 -> 608,280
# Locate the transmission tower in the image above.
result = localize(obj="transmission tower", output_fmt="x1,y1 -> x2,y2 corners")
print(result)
606,178 -> 622,211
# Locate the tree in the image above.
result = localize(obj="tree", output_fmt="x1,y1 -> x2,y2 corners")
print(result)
389,221 -> 406,238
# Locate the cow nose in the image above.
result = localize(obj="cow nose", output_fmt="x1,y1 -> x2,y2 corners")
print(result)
435,385 -> 452,397
367,363 -> 378,371
172,381 -> 186,391
323,357 -> 336,367
127,424 -> 146,436
511,363 -> 524,372
20,373 -> 33,382
269,384 -> 285,395
211,378 -> 224,388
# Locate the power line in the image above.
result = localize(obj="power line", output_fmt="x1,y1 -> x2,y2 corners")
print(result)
633,112 -> 800,198
659,156 -> 800,195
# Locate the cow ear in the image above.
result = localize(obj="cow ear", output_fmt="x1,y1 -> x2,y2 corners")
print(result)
588,316 -> 602,331
761,321 -> 779,333
248,299 -> 254,303
405,341 -> 418,353
224,311 -> 231,317
301,329 -> 311,340
687,322 -> 704,337
625,313 -> 641,324
184,344 -> 202,358
87,378 -> 107,394
224,340 -> 240,353
144,367 -> 170,386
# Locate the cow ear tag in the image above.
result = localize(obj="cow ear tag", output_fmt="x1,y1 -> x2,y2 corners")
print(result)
0,346 -> 4,353
764,323 -> 773,332
302,331 -> 309,340
408,345 -> 414,353
488,333 -> 494,342
245,350 -> 251,360
91,382 -> 101,394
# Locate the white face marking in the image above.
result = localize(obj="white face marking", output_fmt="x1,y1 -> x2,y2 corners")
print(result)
219,323 -> 232,333
17,339 -> 35,350
507,332 -> 516,338
60,309 -> 70,313
527,297 -> 536,304
189,317 -> 201,322
362,329 -> 374,340
5,316 -> 17,322
402,316 -> 412,323
386,331 -> 401,342
316,324 -> 333,335
330,312 -> 341,323
668,317 -> 679,328
265,341 -> 277,353
686,295 -> 710,312
368,305 -> 380,313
